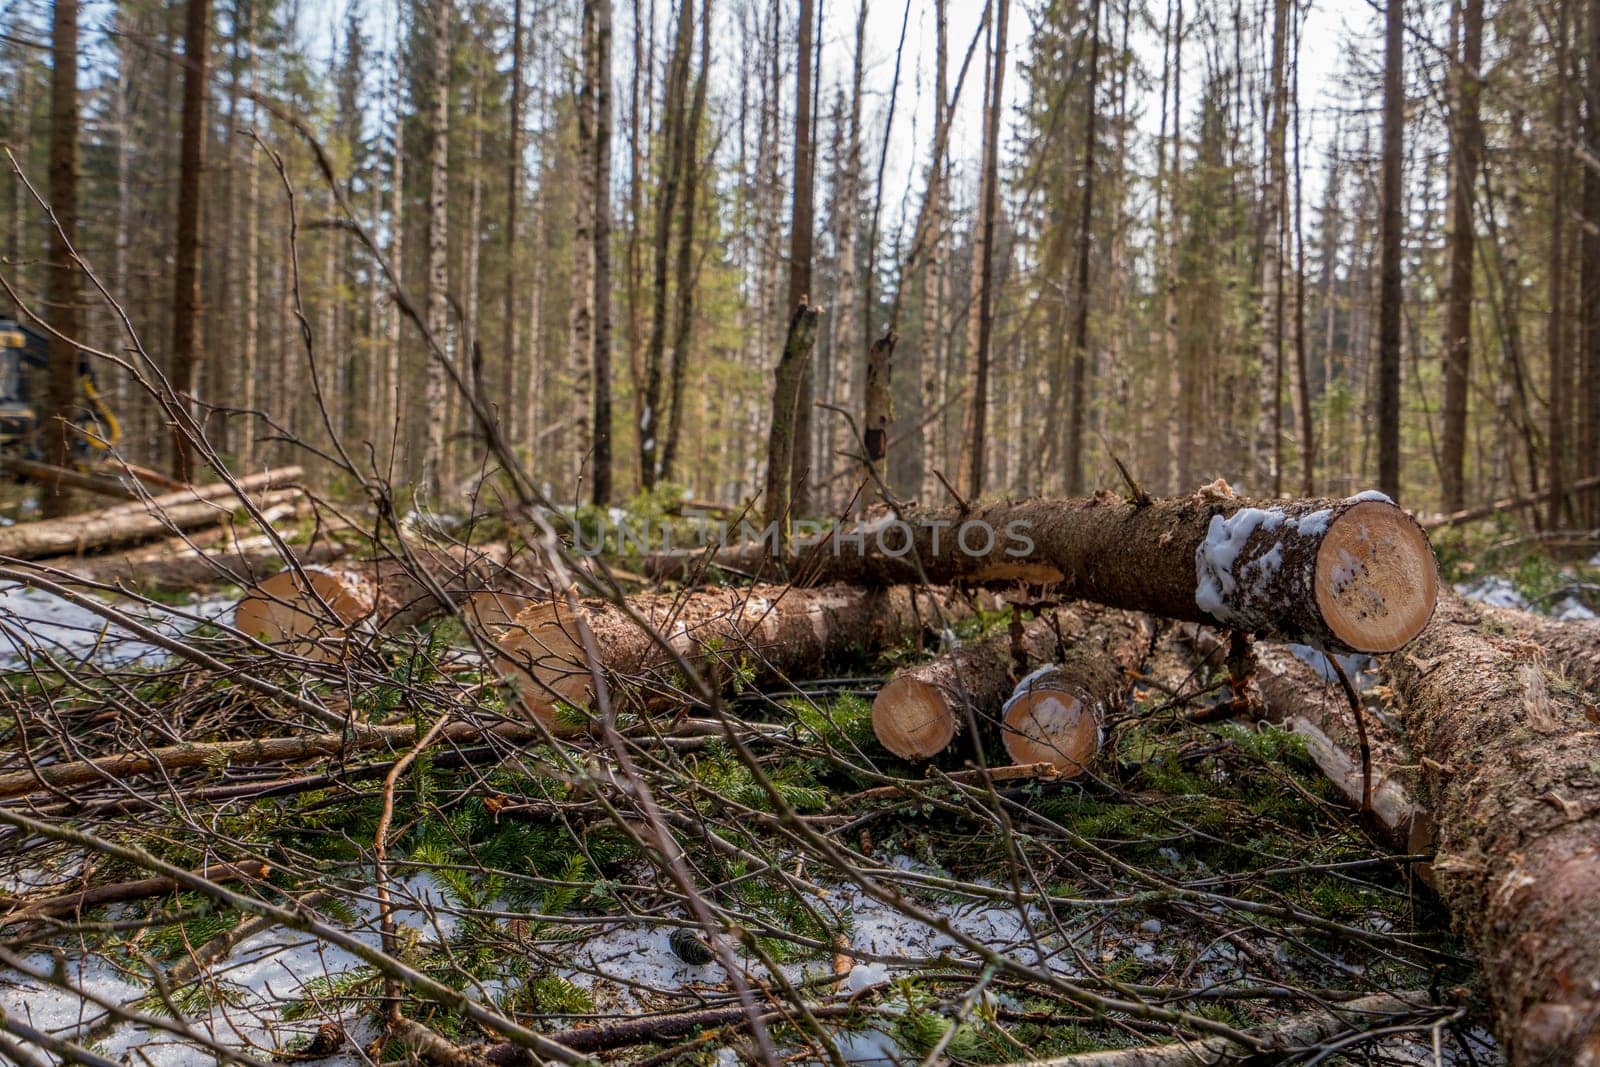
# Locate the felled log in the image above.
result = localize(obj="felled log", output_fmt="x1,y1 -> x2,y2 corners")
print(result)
0,467 -> 303,560
872,609 -> 1076,760
233,544 -> 523,655
0,456 -> 141,500
496,584 -> 978,728
992,989 -> 1440,1067
1480,602 -> 1600,692
1185,627 -> 1429,857
1419,473 -> 1600,530
646,486 -> 1439,654
1001,609 -> 1151,774
1390,594 -> 1600,1064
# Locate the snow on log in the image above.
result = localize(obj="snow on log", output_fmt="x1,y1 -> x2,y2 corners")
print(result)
497,584 -> 980,730
872,609 -> 1076,760
1390,593 -> 1600,1064
0,467 -> 303,560
1001,609 -> 1150,775
645,486 -> 1439,654
1185,627 -> 1429,858
233,545 -> 524,656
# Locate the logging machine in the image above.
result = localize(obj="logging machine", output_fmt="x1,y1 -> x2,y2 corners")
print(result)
0,314 -> 121,462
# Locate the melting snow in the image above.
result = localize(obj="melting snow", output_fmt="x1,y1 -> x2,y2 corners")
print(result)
0,582 -> 237,668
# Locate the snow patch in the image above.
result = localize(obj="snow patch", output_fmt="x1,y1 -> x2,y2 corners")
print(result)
0,583 -> 237,668
1454,575 -> 1530,611
1348,490 -> 1394,504
1194,508 -> 1285,624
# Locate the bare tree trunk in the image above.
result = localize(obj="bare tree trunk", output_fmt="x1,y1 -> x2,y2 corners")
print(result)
1254,0 -> 1289,496
590,0 -> 615,504
383,67 -> 405,474
168,0 -> 211,482
42,0 -> 80,519
1162,0 -> 1183,496
502,0 -> 523,445
761,300 -> 822,540
1062,0 -> 1096,496
1548,1 -> 1571,529
919,0 -> 948,503
830,1 -> 868,506
639,0 -> 693,489
1583,0 -> 1600,525
659,0 -> 708,488
7,39 -> 26,287
960,0 -> 1010,499
1377,0 -> 1405,501
1439,0 -> 1484,513
787,0 -> 817,514
1291,18 -> 1314,496
422,0 -> 452,497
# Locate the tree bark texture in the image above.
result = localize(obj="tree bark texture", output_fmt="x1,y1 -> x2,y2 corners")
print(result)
497,583 -> 983,728
1390,594 -> 1600,1064
652,488 -> 1438,654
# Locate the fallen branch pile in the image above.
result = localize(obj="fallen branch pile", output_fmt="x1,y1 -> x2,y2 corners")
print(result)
2,480 -> 1595,1066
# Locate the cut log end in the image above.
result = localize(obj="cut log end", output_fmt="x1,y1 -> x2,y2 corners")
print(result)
872,676 -> 959,760
233,568 -> 375,660
494,604 -> 593,730
1001,684 -> 1100,776
1314,501 -> 1438,653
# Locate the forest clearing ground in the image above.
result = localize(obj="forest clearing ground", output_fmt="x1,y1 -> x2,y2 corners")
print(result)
0,515 -> 1591,1065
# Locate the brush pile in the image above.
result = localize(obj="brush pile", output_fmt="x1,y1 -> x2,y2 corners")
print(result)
1,477 -> 1596,1065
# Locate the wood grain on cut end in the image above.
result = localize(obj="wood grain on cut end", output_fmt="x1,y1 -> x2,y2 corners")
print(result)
1001,682 -> 1099,776
233,567 -> 375,660
1314,500 -> 1438,652
494,603 -> 592,729
872,676 -> 959,759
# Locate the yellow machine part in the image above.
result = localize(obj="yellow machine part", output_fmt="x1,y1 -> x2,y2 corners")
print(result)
79,375 -> 121,450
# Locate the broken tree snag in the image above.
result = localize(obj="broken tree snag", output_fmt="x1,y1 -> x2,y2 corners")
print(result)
862,329 -> 897,464
872,609 -> 1078,760
1480,602 -> 1600,693
233,545 -> 524,654
1390,594 -> 1600,1064
654,486 -> 1439,654
1001,609 -> 1151,775
0,467 -> 304,560
1184,627 -> 1430,858
760,300 -> 823,535
497,584 -> 977,730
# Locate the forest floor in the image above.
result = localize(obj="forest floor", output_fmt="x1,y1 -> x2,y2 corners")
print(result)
0,500 -> 1592,1066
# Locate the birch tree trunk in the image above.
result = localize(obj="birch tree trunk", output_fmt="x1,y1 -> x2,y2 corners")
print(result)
422,0 -> 452,497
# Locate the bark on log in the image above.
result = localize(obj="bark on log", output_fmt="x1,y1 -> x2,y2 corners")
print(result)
1185,627 -> 1430,857
872,609 -> 1078,760
28,533 -> 347,595
1001,609 -> 1151,775
1480,602 -> 1600,693
1390,593 -> 1600,1064
233,544 -> 525,656
0,457 -> 142,501
645,487 -> 1438,654
496,584 -> 980,729
0,468 -> 303,560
